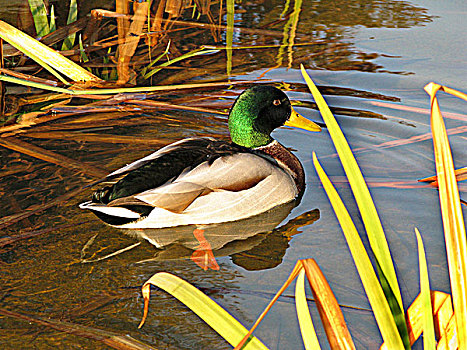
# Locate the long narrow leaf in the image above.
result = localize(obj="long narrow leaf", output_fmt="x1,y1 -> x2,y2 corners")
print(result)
419,166 -> 467,185
302,259 -> 355,349
425,82 -> 467,348
28,0 -> 50,37
144,47 -> 219,79
437,85 -> 467,102
141,41 -> 171,76
295,270 -> 321,350
372,259 -> 408,348
234,261 -> 304,349
301,64 -> 402,306
414,228 -> 436,350
78,34 -> 89,63
61,0 -> 78,51
312,153 -> 404,349
0,75 -> 71,93
138,272 -> 267,350
301,65 -> 409,346
49,5 -> 56,32
226,0 -> 234,76
0,74 -> 250,95
0,20 -> 99,83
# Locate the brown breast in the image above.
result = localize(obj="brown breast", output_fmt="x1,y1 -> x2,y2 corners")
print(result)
255,140 -> 305,195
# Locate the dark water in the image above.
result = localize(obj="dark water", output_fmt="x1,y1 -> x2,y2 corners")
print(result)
0,0 -> 466,349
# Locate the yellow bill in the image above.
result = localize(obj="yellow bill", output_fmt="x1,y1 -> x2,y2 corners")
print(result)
285,107 -> 321,132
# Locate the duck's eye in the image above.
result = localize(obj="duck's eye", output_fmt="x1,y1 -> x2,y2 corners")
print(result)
273,99 -> 281,106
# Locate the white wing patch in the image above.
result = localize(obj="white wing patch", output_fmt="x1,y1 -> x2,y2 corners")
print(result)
79,201 -> 141,219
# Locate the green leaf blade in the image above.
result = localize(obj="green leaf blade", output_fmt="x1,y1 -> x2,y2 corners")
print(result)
28,0 -> 50,37
301,65 -> 409,347
425,82 -> 467,348
49,5 -> 56,33
295,270 -> 321,350
141,272 -> 268,350
415,228 -> 436,350
312,152 -> 404,349
0,20 -> 99,83
61,0 -> 78,51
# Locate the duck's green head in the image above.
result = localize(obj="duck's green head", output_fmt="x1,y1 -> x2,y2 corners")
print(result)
228,86 -> 321,148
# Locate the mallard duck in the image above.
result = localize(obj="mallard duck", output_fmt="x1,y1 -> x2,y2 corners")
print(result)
79,86 -> 321,228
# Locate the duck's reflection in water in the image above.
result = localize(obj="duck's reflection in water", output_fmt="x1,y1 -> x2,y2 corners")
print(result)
127,202 -> 320,271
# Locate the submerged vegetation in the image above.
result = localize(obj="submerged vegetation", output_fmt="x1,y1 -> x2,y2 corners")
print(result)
0,0 -> 464,349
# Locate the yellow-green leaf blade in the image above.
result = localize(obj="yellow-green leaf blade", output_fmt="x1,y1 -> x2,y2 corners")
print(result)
61,0 -> 78,51
301,66 -> 409,347
312,152 -> 404,349
140,272 -> 267,350
0,75 -> 71,93
414,228 -> 436,350
295,269 -> 321,350
28,0 -> 50,37
144,47 -> 218,79
0,20 -> 99,83
425,82 -> 467,348
300,65 -> 403,311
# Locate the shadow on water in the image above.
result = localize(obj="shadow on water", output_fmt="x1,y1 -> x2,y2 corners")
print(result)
0,0 -> 464,349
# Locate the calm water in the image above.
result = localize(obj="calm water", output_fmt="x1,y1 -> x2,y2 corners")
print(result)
0,0 -> 466,349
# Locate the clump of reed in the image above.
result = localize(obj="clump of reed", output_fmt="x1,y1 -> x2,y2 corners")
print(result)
138,67 -> 466,350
